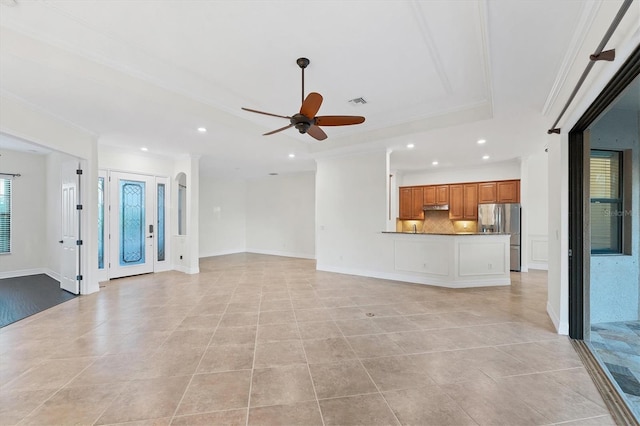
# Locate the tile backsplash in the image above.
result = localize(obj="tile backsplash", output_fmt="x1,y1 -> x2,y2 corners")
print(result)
397,210 -> 477,234
422,210 -> 455,233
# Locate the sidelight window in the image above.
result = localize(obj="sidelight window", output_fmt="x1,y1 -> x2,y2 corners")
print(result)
0,178 -> 11,254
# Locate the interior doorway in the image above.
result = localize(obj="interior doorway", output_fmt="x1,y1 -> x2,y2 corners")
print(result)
99,170 -> 169,280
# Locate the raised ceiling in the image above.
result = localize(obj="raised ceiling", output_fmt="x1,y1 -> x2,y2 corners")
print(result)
0,0 -> 637,178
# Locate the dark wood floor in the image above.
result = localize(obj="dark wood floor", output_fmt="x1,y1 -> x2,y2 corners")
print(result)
0,274 -> 76,328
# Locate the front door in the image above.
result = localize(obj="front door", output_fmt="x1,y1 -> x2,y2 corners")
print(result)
60,160 -> 80,294
109,172 -> 155,279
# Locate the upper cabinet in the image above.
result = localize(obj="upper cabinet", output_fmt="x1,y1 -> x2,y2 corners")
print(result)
449,184 -> 477,220
463,183 -> 478,220
478,182 -> 497,204
436,185 -> 449,205
423,184 -> 449,206
400,180 -> 519,220
423,186 -> 436,206
497,180 -> 520,203
478,180 -> 520,204
399,186 -> 424,220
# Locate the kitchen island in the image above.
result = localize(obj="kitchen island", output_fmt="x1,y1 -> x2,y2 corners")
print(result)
381,232 -> 511,288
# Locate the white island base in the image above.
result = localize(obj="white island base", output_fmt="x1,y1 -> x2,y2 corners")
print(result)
384,233 -> 511,288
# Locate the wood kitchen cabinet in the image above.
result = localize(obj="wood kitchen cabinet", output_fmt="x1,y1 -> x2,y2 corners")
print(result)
423,186 -> 436,205
449,183 -> 477,220
449,185 -> 463,219
424,185 -> 449,206
399,186 -> 424,220
436,185 -> 449,205
497,180 -> 520,202
463,183 -> 478,220
478,182 -> 497,204
478,180 -> 520,204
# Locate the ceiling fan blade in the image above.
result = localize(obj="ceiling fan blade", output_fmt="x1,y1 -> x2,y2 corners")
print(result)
315,115 -> 366,126
263,124 -> 294,136
300,92 -> 323,118
242,107 -> 291,120
307,125 -> 327,141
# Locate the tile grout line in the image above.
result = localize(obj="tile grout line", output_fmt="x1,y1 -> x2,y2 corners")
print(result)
168,274 -> 230,424
244,275 -> 264,426
292,289 -> 327,426
334,315 -> 404,426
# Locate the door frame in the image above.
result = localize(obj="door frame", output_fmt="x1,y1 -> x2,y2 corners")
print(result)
100,169 -> 171,280
568,44 -> 640,339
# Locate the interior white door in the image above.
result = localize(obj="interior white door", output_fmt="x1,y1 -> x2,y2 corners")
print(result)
60,161 -> 80,294
109,172 -> 155,279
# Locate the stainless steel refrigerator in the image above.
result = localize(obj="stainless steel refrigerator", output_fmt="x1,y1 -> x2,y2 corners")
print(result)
477,203 -> 521,271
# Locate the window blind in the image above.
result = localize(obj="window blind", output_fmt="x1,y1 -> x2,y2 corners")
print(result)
590,150 -> 622,254
0,178 -> 11,253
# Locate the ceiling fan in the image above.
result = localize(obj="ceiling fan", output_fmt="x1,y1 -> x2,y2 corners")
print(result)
242,57 -> 365,141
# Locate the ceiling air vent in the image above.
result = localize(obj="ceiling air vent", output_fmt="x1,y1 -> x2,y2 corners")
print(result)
348,97 -> 367,105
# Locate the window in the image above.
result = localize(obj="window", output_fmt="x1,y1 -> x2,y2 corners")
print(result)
98,176 -> 105,269
590,150 -> 623,254
0,178 -> 11,254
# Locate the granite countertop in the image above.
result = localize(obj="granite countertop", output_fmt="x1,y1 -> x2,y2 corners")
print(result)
381,231 -> 509,236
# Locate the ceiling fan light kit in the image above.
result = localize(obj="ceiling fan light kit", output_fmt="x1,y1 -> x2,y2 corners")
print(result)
242,57 -> 365,141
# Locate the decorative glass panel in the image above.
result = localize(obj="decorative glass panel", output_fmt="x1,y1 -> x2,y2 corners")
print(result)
157,183 -> 165,262
119,179 -> 145,266
98,177 -> 104,269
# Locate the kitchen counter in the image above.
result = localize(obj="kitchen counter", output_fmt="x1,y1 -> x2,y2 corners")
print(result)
382,232 -> 508,236
381,232 -> 510,288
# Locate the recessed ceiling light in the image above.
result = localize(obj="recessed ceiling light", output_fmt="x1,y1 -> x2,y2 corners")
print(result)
140,147 -> 148,152
477,139 -> 486,144
197,127 -> 207,133
288,153 -> 295,158
482,155 -> 490,160
407,143 -> 414,149
432,161 -> 438,166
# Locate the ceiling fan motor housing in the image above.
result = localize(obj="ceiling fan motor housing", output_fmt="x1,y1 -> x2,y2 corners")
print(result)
290,113 -> 313,133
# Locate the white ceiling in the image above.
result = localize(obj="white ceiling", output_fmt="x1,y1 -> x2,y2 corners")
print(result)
0,0 -> 636,178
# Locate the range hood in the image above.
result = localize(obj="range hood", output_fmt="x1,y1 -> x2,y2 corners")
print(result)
423,204 -> 449,211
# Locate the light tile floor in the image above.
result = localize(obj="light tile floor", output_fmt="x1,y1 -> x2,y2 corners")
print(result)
1,253 -> 615,425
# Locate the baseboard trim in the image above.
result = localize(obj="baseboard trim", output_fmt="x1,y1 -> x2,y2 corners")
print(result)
528,262 -> 549,271
0,268 -> 49,279
199,249 -> 246,259
547,300 -> 568,335
571,339 -> 639,425
246,249 -> 315,260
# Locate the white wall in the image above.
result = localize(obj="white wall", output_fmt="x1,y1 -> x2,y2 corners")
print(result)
588,107 -> 640,324
523,152 -> 549,270
246,172 -> 315,259
316,150 -> 395,275
0,150 -> 46,276
199,177 -> 247,257
98,145 -> 175,176
547,133 -> 568,334
398,159 -> 521,187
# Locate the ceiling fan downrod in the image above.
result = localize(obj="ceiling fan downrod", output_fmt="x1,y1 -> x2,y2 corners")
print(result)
297,57 -> 310,105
